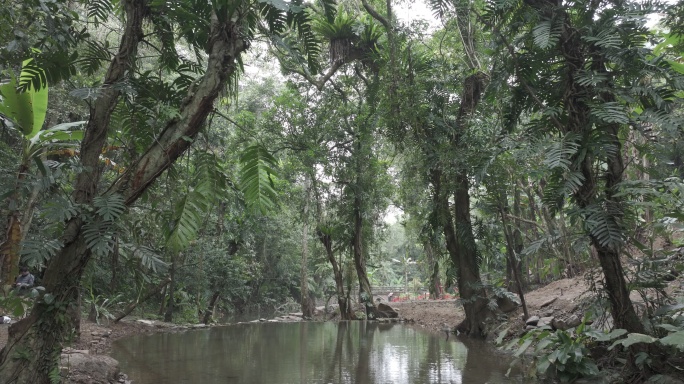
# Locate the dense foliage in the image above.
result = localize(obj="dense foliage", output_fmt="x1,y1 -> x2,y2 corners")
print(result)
1,0 -> 684,381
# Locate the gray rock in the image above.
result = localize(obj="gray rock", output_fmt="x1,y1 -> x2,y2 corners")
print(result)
538,316 -> 554,328
496,296 -> 520,313
525,316 -> 540,326
60,352 -> 119,384
375,303 -> 399,318
525,325 -> 537,330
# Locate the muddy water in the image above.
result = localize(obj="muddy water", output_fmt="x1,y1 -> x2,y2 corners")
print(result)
112,322 -> 535,384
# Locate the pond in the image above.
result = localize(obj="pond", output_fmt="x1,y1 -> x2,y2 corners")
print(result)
112,321 -> 535,384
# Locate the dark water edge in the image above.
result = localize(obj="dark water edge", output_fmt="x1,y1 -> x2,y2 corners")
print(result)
112,321 -> 538,384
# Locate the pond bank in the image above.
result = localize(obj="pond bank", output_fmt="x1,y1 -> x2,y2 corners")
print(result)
0,276 -> 596,383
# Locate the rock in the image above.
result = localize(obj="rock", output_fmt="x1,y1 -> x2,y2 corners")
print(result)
538,316 -> 554,328
540,297 -> 557,308
496,296 -> 519,313
525,315 -> 540,326
135,319 -> 155,326
552,317 -> 567,330
289,312 -> 304,317
525,325 -> 537,330
60,352 -> 119,384
375,303 -> 399,318
543,309 -> 555,317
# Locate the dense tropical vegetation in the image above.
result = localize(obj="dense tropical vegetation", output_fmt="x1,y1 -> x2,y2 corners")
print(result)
1,0 -> 684,381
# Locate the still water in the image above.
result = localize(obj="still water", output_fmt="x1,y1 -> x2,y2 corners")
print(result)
112,322 -> 533,384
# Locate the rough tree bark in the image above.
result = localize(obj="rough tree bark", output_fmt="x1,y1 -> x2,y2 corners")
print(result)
0,3 -> 249,381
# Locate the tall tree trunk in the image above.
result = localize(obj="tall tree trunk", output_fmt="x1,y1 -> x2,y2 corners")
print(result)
164,257 -> 177,323
115,278 -> 171,323
0,4 -> 249,381
425,241 -> 441,299
110,236 -> 119,292
201,291 -> 221,325
300,178 -> 315,318
431,168 -> 491,337
452,173 -> 492,337
0,161 -> 30,285
499,203 -> 529,320
352,190 -> 375,319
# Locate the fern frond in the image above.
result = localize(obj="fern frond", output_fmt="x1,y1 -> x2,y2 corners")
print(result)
120,243 -> 169,273
87,0 -> 115,26
239,144 -> 279,214
532,19 -> 561,49
165,192 -> 205,252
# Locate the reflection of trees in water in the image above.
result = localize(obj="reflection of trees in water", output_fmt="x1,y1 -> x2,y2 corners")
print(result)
324,321 -> 348,383
323,321 -> 379,384
354,321 -> 376,384
458,336 -> 494,384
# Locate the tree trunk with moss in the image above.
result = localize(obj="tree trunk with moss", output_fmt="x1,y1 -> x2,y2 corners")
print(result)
0,3 -> 248,380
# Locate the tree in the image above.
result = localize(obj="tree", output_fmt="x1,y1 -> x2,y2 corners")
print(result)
485,0 -> 684,333
0,0 -> 330,381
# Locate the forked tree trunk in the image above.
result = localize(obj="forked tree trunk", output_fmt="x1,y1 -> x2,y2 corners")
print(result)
431,168 -> 491,337
318,229 -> 353,320
0,4 -> 249,381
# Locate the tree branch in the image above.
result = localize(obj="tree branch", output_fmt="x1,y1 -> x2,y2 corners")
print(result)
109,12 -> 249,206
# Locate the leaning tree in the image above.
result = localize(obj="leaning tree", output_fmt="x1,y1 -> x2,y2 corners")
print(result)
0,0 -> 333,382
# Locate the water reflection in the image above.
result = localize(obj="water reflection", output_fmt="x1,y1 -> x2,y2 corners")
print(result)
112,322 -> 532,384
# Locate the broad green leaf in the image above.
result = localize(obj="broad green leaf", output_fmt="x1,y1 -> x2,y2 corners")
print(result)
585,328 -> 627,341
609,333 -> 657,350
659,331 -> 684,350
656,324 -> 681,332
23,59 -> 48,138
496,327 -> 510,345
515,338 -> 534,357
0,76 -> 34,136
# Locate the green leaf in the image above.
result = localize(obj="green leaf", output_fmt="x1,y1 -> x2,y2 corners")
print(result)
239,144 -> 279,214
23,59 -> 48,138
585,328 -> 627,342
656,324 -> 681,332
659,331 -> 684,350
496,327 -> 510,345
0,76 -> 34,136
515,338 -> 534,357
609,333 -> 658,350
